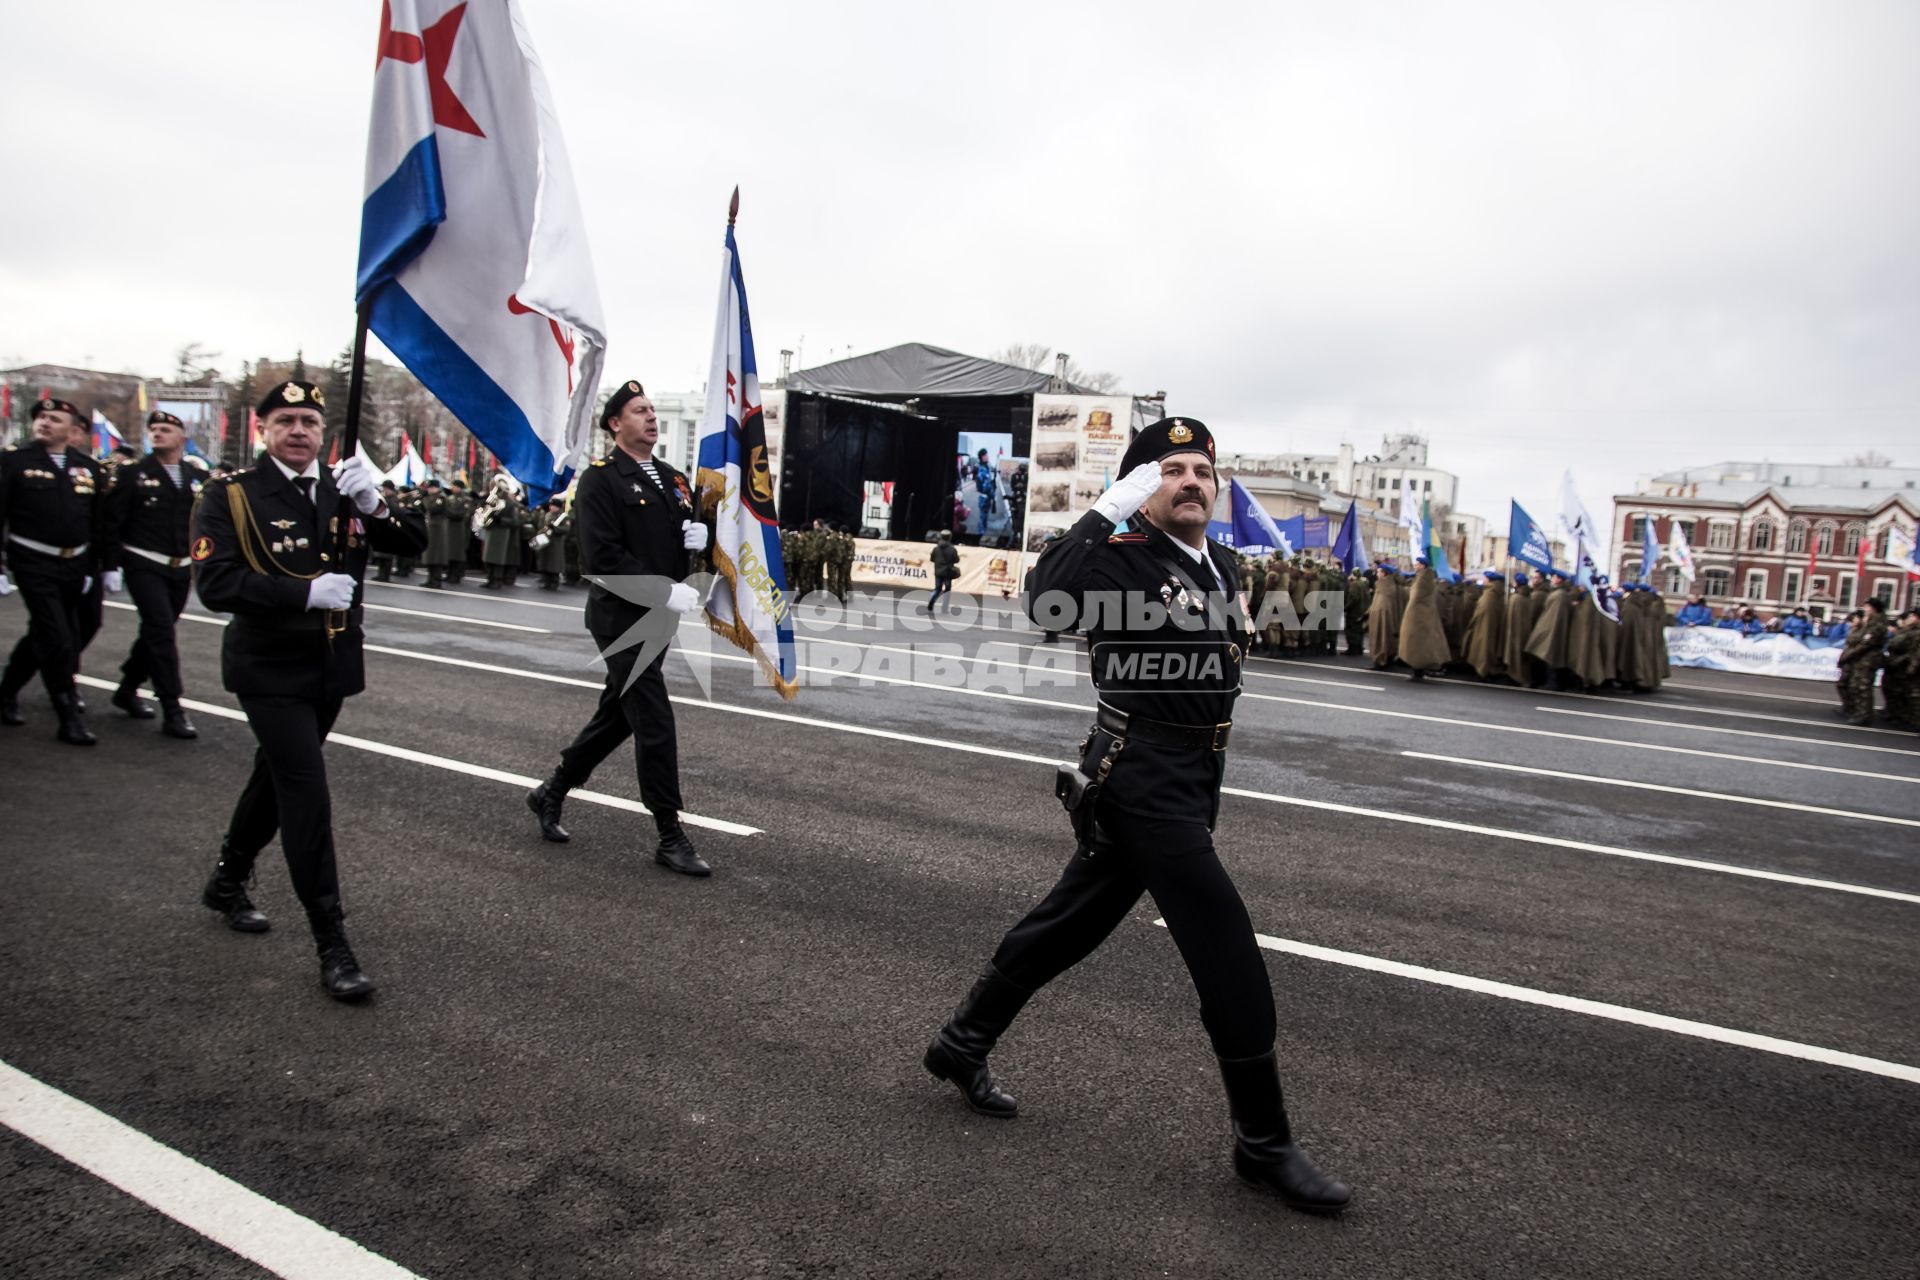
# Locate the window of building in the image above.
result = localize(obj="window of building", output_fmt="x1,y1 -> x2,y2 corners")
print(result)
1838,574 -> 1855,608
1665,568 -> 1686,595
1707,522 -> 1735,550
1702,568 -> 1732,597
1786,520 -> 1808,554
1423,479 -> 1432,492
1844,524 -> 1864,555
1376,476 -> 1387,489
1749,518 -> 1775,552
1872,578 -> 1895,606
1783,570 -> 1802,603
1815,523 -> 1834,555
1629,516 -> 1647,542
1875,528 -> 1891,558
1743,569 -> 1768,599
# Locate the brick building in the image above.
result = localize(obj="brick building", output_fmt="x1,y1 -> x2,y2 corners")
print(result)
1612,460 -> 1920,616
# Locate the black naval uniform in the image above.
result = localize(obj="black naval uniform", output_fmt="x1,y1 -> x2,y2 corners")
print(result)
528,434 -> 708,875
101,450 -> 210,736
924,416 -> 1350,1215
0,431 -> 107,744
191,437 -> 427,998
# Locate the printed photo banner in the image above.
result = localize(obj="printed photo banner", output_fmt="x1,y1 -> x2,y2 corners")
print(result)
849,539 -> 1022,597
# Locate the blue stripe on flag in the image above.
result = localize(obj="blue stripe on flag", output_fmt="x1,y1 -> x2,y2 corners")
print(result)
356,136 -> 447,300
367,283 -> 570,504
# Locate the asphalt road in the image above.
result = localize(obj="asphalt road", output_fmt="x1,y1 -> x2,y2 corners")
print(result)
3,577 -> 1916,1279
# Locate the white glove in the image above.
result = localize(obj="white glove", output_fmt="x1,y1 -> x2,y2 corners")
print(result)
306,572 -> 357,611
665,582 -> 704,614
0,573 -> 12,597
103,569 -> 124,594
331,456 -> 382,515
82,575 -> 95,595
681,519 -> 709,552
1092,462 -> 1165,524
530,533 -> 551,551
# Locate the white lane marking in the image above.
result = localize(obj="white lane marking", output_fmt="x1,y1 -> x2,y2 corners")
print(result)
361,602 -> 550,634
1149,923 -> 1920,1087
1663,680 -> 1840,705
1403,750 -> 1920,831
352,644 -> 1920,906
0,1058 -> 423,1280
1558,698 -> 1915,738
70,676 -> 760,837
1533,706 -> 1920,758
367,579 -> 585,614
1243,691 -> 1920,784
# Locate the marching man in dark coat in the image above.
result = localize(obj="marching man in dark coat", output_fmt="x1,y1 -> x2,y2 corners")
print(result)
190,380 -> 428,1001
922,415 -> 1351,1215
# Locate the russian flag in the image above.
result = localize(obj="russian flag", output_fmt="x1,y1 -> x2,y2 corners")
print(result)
91,410 -> 122,458
357,0 -> 606,505
695,193 -> 799,699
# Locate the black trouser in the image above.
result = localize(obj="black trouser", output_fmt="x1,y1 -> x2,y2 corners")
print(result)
119,563 -> 192,708
0,555 -> 89,698
555,645 -> 682,826
225,695 -> 345,910
928,576 -> 953,609
989,805 -> 1276,1060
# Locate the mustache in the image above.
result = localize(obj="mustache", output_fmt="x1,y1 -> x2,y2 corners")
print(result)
1172,486 -> 1209,505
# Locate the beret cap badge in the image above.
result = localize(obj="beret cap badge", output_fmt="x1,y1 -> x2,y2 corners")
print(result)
281,382 -> 305,403
1167,420 -> 1193,444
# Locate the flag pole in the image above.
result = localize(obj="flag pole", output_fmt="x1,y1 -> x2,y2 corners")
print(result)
328,299 -> 373,637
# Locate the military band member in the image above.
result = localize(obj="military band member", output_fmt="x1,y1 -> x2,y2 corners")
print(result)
99,410 -> 207,738
190,380 -> 428,1001
0,397 -> 107,744
443,479 -> 475,584
533,497 -> 568,589
419,477 -> 451,588
922,416 -> 1350,1214
526,381 -> 712,876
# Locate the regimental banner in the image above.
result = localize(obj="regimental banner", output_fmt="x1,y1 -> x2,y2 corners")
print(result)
1022,394 -> 1133,553
1664,627 -> 1843,681
849,539 -> 1021,596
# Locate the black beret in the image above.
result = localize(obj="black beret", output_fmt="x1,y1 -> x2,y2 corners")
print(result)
34,397 -> 83,421
1119,416 -> 1214,477
147,410 -> 185,428
256,380 -> 326,417
601,379 -> 646,428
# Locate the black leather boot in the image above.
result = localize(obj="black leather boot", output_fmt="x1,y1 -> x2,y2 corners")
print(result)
654,820 -> 711,877
425,567 -> 444,588
307,897 -> 375,1001
111,684 -> 157,719
0,689 -> 22,726
201,842 -> 270,933
161,706 -> 198,739
923,967 -> 1031,1118
1218,1051 -> 1350,1214
51,691 -> 96,746
526,774 -> 571,843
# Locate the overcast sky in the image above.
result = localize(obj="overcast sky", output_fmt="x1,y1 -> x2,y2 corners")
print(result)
4,1 -> 1915,564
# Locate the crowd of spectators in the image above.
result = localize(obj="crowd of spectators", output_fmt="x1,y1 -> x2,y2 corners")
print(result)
1672,594 -> 1861,641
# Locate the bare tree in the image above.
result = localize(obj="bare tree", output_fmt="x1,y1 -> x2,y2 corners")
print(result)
174,341 -> 222,383
1841,450 -> 1894,467
991,342 -> 1125,394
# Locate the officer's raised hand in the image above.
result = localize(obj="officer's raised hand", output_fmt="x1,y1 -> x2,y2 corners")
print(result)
330,456 -> 384,515
1093,462 -> 1166,524
681,519 -> 709,552
306,572 -> 356,611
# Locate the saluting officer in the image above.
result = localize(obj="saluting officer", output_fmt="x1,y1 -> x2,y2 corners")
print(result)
525,380 -> 712,875
0,397 -> 107,744
99,410 -> 209,739
190,380 -> 429,1001
921,416 -> 1351,1214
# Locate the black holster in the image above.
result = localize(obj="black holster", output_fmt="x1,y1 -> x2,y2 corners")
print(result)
1055,723 -> 1124,850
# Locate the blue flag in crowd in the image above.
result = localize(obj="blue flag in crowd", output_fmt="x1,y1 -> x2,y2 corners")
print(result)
1332,499 -> 1366,574
1228,478 -> 1292,555
1640,515 -> 1660,586
1302,515 -> 1330,548
1508,501 -> 1555,573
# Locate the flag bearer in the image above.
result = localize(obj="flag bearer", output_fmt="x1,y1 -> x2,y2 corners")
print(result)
190,380 -> 428,1001
921,416 -> 1351,1215
525,381 -> 712,876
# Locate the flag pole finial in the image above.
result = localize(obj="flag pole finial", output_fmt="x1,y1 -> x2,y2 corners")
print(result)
728,186 -> 740,226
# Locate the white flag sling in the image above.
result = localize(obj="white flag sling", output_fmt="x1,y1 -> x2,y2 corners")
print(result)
356,0 -> 605,503
694,196 -> 799,699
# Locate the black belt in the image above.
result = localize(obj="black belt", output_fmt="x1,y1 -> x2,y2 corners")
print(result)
1096,702 -> 1231,752
230,607 -> 363,633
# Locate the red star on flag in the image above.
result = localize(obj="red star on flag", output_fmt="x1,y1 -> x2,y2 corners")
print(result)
376,1 -> 485,138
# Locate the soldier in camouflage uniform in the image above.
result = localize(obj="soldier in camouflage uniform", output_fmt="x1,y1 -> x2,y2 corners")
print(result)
1835,598 -> 1889,726
1881,608 -> 1919,730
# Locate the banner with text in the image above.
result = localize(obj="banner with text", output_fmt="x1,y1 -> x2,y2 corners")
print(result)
1664,627 -> 1843,681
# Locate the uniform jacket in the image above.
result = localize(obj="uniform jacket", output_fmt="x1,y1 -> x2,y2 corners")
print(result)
1675,602 -> 1713,626
1028,507 -> 1248,823
192,458 -> 428,700
101,452 -> 209,572
0,444 -> 105,576
576,447 -> 695,646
